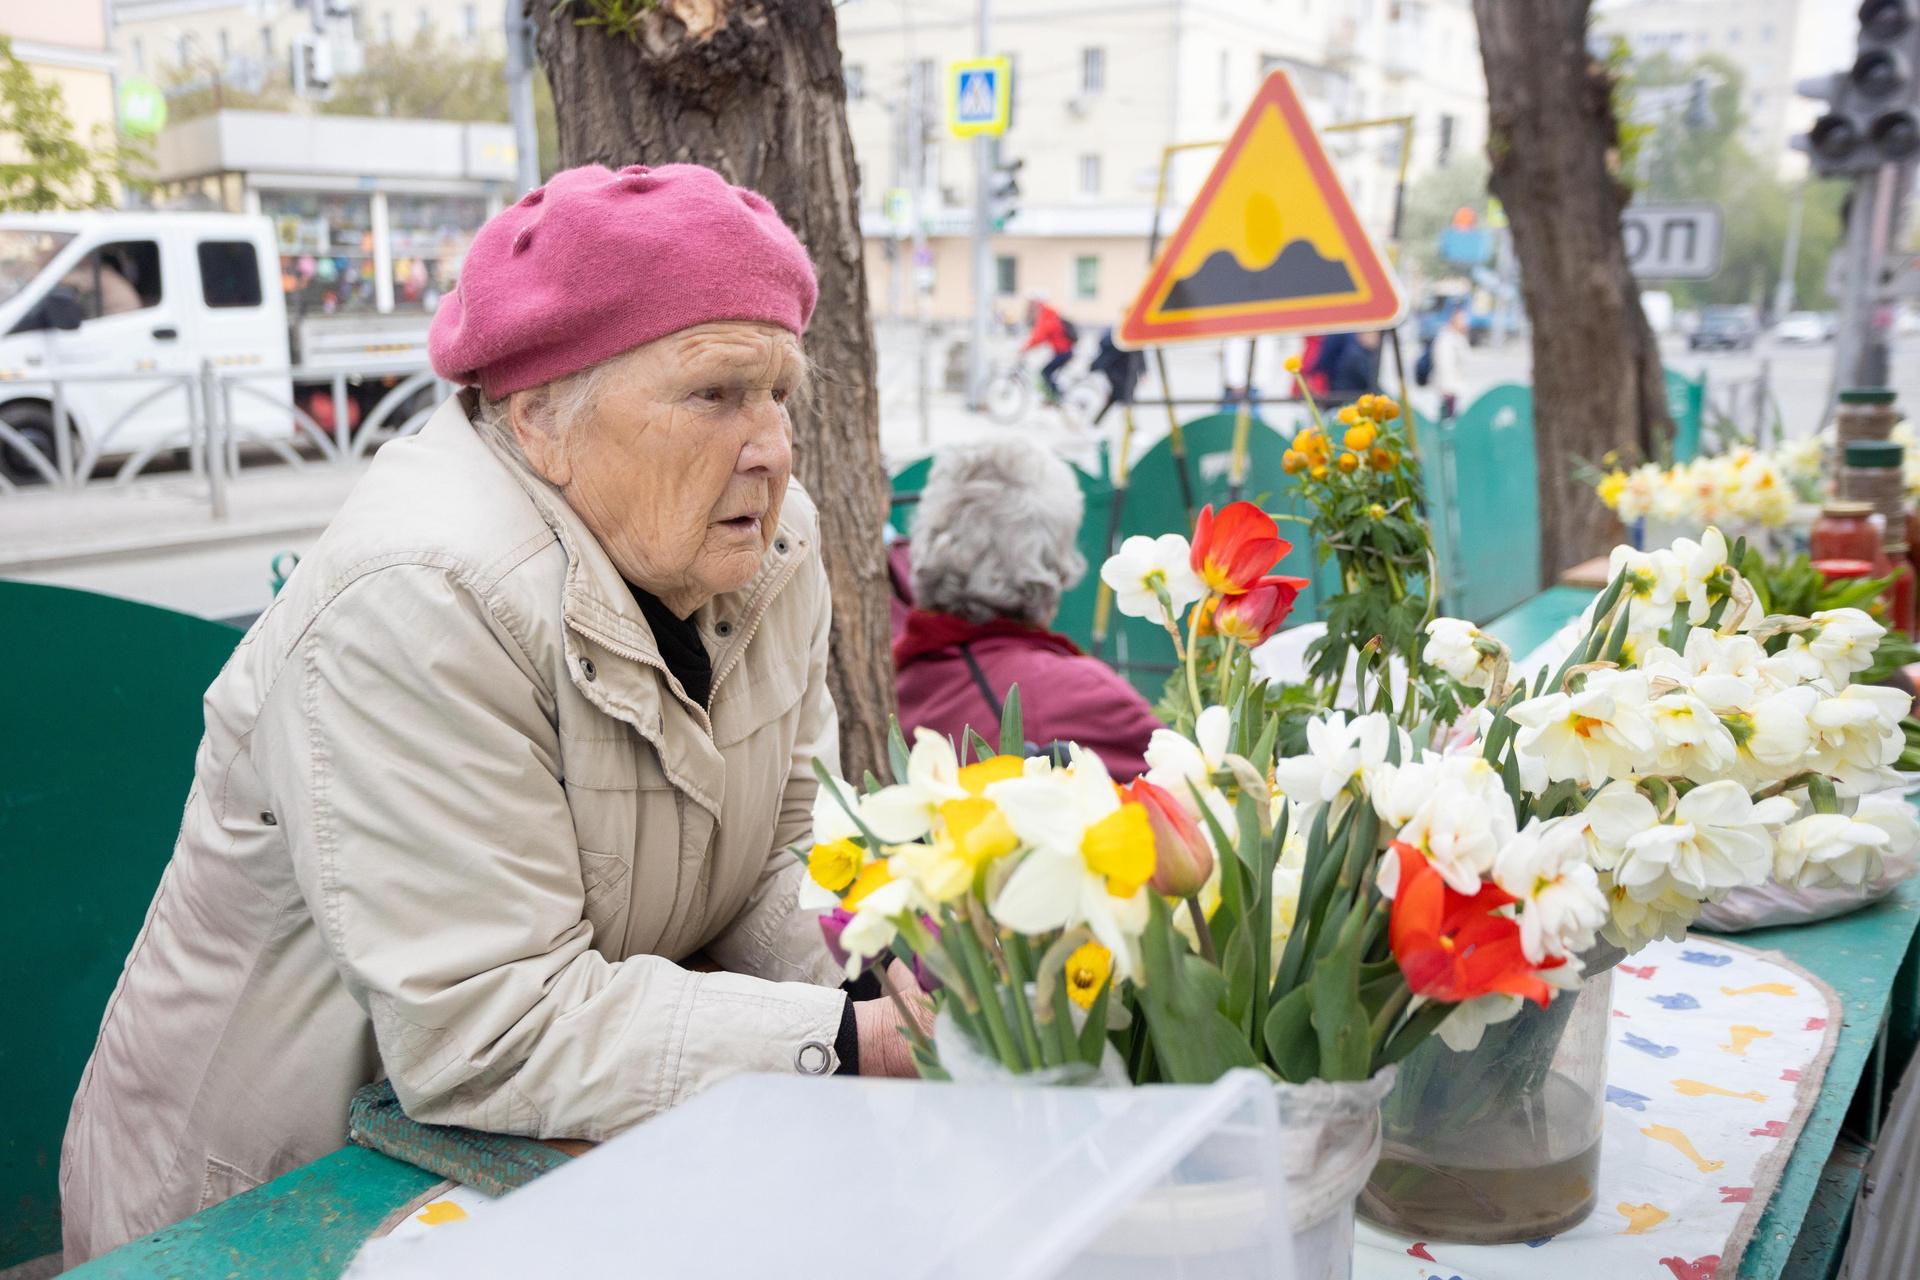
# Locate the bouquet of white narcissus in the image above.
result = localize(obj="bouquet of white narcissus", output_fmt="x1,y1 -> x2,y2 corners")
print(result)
1380,527 -> 1918,1044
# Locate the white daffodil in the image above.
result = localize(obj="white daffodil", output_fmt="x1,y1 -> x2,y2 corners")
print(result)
1606,544 -> 1682,635
1369,757 -> 1441,829
835,873 -> 917,978
859,729 -> 964,841
1274,711 -> 1409,808
1608,779 -> 1775,900
1424,617 -> 1505,688
1720,685 -> 1821,787
1647,691 -> 1738,781
1599,872 -> 1701,951
1856,791 -> 1920,878
1669,527 -> 1732,626
1772,813 -> 1890,889
1507,669 -> 1657,788
1398,786 -> 1514,896
1493,817 -> 1612,964
810,773 -> 867,845
1801,608 -> 1885,691
1100,533 -> 1206,629
1143,704 -> 1237,840
1810,685 -> 1911,791
987,748 -> 1154,980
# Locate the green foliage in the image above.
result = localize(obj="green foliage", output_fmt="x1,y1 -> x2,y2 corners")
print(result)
0,37 -> 149,211
1622,50 -> 1845,309
561,0 -> 662,40
1738,547 -> 1920,684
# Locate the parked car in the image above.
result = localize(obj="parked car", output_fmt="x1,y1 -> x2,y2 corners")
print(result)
1774,311 -> 1829,344
1689,305 -> 1760,351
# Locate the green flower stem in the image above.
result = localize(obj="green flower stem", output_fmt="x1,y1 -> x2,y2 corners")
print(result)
1185,895 -> 1219,965
1216,637 -> 1238,705
1000,931 -> 1050,1069
1185,598 -> 1206,721
1368,982 -> 1414,1055
948,904 -> 1023,1069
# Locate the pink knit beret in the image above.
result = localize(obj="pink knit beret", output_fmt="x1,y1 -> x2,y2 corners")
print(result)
429,163 -> 818,399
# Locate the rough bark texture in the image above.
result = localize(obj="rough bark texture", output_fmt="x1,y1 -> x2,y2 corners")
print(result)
533,0 -> 894,781
1472,0 -> 1671,582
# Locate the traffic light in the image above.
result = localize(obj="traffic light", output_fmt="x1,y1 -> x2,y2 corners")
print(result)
292,34 -> 334,98
989,157 -> 1022,232
1795,1 -> 1920,175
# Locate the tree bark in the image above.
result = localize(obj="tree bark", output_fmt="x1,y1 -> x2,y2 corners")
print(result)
533,0 -> 893,781
1471,0 -> 1671,582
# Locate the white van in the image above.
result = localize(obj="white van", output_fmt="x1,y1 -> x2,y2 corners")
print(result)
0,211 -> 293,478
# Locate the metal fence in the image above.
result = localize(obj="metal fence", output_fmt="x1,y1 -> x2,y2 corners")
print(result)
0,360 -> 452,515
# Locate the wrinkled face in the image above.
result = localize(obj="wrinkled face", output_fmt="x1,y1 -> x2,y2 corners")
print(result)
511,321 -> 802,616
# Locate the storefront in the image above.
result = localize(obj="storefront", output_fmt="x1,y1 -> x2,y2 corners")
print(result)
145,110 -> 516,362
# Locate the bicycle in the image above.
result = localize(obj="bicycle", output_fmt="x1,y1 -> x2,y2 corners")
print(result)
984,356 -> 1109,430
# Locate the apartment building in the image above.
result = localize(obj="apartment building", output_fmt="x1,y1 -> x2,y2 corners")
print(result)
0,1 -> 118,148
842,0 -> 1487,325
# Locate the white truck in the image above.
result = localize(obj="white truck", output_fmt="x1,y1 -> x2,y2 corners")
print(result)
0,210 -> 435,481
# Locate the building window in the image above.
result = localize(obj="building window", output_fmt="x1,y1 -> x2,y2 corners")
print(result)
1760,23 -> 1775,42
198,242 -> 263,308
260,25 -> 273,57
1078,153 -> 1101,195
1726,27 -> 1741,44
1437,113 -> 1456,165
1219,50 -> 1231,116
915,57 -> 936,116
176,33 -> 190,67
131,36 -> 144,71
387,194 -> 489,309
1081,47 -> 1105,94
1074,255 -> 1099,300
464,4 -> 479,37
381,12 -> 394,42
417,6 -> 431,35
844,63 -> 865,102
217,29 -> 230,62
995,254 -> 1018,296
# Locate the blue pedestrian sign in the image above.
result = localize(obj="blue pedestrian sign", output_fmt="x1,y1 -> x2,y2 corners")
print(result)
948,56 -> 1011,139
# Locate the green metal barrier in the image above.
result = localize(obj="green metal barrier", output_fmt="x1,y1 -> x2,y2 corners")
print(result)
1666,366 -> 1707,463
0,583 -> 240,1269
1425,384 -> 1544,624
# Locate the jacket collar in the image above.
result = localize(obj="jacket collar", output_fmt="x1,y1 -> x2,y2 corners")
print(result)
893,609 -> 1084,669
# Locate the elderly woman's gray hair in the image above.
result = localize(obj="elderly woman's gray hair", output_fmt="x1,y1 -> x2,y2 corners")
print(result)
911,438 -> 1087,626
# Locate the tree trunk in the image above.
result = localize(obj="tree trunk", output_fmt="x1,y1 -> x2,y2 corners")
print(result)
1471,0 -> 1671,582
533,0 -> 893,781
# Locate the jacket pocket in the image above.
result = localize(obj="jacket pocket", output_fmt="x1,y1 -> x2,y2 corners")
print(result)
199,1155 -> 265,1212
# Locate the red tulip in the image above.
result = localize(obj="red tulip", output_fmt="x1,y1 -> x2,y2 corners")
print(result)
1191,502 -> 1290,596
1212,573 -> 1311,646
1388,842 -> 1556,1007
1121,777 -> 1215,898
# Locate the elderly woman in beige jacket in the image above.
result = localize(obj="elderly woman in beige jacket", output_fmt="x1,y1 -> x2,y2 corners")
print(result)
60,164 -> 924,1263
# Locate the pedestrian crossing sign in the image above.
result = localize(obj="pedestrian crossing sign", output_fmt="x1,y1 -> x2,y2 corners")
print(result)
948,57 -> 1011,139
1117,70 -> 1404,348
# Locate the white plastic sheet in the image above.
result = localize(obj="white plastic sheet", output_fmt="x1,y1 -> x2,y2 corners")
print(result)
347,1070 -> 1295,1280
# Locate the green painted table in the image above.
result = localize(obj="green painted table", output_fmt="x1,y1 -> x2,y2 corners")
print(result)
65,587 -> 1920,1279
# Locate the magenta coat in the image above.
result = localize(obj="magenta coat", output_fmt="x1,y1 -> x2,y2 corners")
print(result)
893,609 -> 1163,779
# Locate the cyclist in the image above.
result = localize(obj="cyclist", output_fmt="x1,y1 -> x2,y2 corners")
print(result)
1020,293 -> 1077,404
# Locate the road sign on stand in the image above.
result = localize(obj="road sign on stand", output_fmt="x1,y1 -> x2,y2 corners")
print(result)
1116,70 -> 1405,348
1622,203 -> 1723,280
947,57 -> 1011,139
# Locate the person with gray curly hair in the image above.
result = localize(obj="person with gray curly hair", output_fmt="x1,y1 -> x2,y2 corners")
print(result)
895,438 -> 1162,777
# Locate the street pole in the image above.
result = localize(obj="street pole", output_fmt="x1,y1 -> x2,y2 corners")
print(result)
1772,182 -> 1805,323
1860,160 -> 1900,387
1835,167 -> 1879,393
505,0 -> 541,196
908,65 -> 932,447
966,0 -> 992,411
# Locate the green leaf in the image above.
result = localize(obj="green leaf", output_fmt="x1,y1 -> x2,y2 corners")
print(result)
1223,923 -> 1256,1032
1309,904 -> 1371,1081
886,717 -> 911,785
999,684 -> 1024,757
1262,984 -> 1319,1081
964,729 -> 996,766
1138,896 -> 1257,1082
1077,973 -> 1113,1067
1375,999 -> 1454,1071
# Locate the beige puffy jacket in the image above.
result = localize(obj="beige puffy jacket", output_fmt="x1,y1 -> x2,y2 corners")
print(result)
60,396 -> 847,1263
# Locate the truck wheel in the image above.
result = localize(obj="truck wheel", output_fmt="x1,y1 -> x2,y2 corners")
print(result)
0,402 -> 58,483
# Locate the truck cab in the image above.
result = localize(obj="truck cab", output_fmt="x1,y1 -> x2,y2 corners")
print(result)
0,211 -> 292,479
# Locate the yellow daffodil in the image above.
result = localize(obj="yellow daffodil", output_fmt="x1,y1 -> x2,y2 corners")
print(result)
807,837 -> 862,892
986,748 -> 1155,980
1596,469 -> 1628,510
840,859 -> 897,912
1065,941 -> 1114,1009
